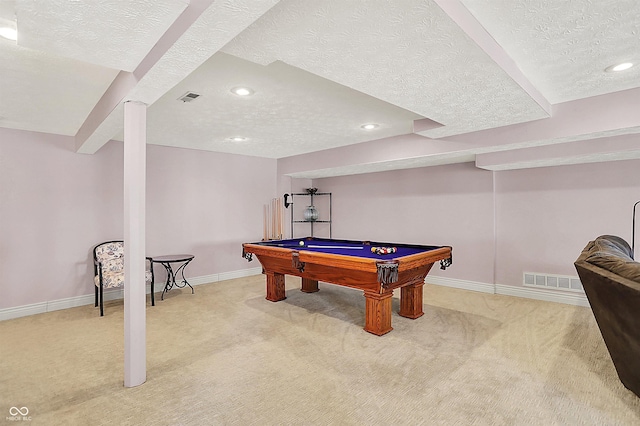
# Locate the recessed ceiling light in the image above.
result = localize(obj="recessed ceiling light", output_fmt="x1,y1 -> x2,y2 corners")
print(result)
231,87 -> 254,96
361,123 -> 379,130
605,62 -> 633,72
228,137 -> 247,142
0,27 -> 17,41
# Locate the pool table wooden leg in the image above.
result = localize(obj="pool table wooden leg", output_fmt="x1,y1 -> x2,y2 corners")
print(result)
399,282 -> 424,319
301,278 -> 319,293
265,272 -> 286,302
363,291 -> 393,335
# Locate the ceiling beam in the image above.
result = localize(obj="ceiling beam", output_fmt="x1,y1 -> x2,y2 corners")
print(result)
433,0 -> 552,117
443,87 -> 640,147
476,133 -> 640,171
75,0 -> 281,155
75,0 -> 215,154
278,87 -> 640,178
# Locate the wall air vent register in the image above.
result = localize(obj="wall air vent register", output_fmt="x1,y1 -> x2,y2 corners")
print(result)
524,272 -> 583,293
178,92 -> 201,102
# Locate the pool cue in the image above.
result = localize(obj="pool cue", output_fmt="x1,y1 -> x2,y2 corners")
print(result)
271,244 -> 364,250
272,198 -> 279,239
281,199 -> 283,237
266,201 -> 269,239
263,205 -> 267,241
268,204 -> 271,240
307,245 -> 364,249
277,198 -> 283,239
280,199 -> 285,239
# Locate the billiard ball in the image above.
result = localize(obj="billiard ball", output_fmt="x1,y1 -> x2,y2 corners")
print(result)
299,241 -> 305,246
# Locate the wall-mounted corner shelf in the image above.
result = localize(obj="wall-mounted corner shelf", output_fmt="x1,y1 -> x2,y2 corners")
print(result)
284,189 -> 332,238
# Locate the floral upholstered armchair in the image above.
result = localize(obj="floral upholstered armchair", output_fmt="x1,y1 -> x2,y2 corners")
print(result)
93,240 -> 154,316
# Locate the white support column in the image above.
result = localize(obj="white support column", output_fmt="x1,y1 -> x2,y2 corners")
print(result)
123,101 -> 147,388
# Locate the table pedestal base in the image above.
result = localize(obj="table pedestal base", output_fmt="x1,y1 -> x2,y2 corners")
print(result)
301,278 -> 319,293
266,273 -> 286,301
399,282 -> 424,319
263,272 -> 426,336
364,291 -> 393,336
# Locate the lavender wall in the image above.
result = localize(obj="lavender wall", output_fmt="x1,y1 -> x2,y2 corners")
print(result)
0,129 -> 276,309
494,159 -> 640,287
310,159 -> 640,289
312,163 -> 496,284
2,125 -> 638,311
145,144 -> 275,275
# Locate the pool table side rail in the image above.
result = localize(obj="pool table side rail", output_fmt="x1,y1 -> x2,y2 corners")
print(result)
242,243 -> 374,273
252,237 -> 445,251
242,243 -> 452,276
394,246 -> 452,270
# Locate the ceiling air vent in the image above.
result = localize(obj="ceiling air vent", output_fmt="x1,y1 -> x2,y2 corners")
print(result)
178,92 -> 201,102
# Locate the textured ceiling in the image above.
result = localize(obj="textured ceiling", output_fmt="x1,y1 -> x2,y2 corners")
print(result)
78,0 -> 280,154
16,0 -> 188,71
221,0 -> 550,138
460,0 -> 640,103
0,40 -> 118,135
1,0 -> 639,177
122,53 -> 423,158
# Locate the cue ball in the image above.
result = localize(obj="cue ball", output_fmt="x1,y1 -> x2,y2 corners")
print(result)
299,241 -> 305,246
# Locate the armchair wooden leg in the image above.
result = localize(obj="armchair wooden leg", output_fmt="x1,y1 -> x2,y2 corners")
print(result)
148,261 -> 155,307
95,285 -> 98,307
99,284 -> 104,316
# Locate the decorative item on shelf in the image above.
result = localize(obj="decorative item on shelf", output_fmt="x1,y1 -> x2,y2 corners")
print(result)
304,205 -> 319,222
282,189 -> 332,238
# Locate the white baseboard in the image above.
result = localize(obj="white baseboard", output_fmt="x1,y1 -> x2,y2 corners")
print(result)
188,267 -> 263,286
494,283 -> 589,307
426,276 -> 589,307
0,302 -> 49,320
1,269 -> 589,321
0,267 -> 263,322
426,276 -> 495,294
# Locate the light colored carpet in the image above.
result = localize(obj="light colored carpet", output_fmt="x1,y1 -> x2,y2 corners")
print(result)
1,276 -> 639,425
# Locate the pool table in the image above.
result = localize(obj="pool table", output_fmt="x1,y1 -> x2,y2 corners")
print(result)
242,237 -> 452,335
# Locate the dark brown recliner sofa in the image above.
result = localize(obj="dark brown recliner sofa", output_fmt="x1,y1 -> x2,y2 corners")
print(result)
575,235 -> 640,397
